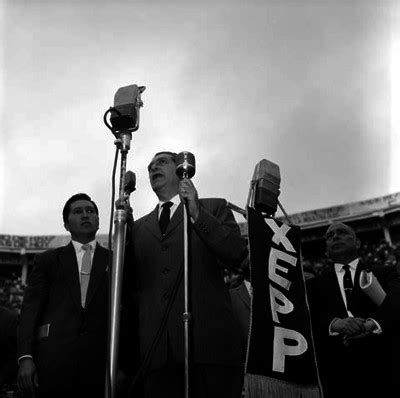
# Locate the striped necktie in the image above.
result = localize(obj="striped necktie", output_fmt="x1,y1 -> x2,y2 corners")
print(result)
342,264 -> 354,313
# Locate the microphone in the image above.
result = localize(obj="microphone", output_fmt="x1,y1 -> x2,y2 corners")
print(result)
124,171 -> 136,195
110,84 -> 146,134
176,152 -> 196,179
251,159 -> 281,215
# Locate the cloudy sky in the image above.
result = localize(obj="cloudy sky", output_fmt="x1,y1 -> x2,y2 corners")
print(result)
1,0 -> 399,236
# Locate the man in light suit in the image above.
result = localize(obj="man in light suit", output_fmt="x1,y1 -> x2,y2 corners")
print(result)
307,222 -> 400,398
124,151 -> 248,398
17,193 -> 110,398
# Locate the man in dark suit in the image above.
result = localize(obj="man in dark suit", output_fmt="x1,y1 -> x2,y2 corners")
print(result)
17,193 -> 110,398
0,305 -> 18,392
124,151 -> 248,398
229,259 -> 251,364
307,222 -> 400,398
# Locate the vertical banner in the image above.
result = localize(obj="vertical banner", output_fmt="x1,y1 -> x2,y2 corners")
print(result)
244,207 -> 322,398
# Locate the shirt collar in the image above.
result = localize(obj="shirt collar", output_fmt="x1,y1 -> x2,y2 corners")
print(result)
334,258 -> 359,272
71,240 -> 97,252
158,194 -> 180,209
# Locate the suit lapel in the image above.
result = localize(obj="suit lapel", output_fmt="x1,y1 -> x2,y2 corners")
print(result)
326,270 -> 348,315
164,202 -> 183,237
144,206 -> 162,240
143,203 -> 184,239
85,243 -> 108,308
60,242 -> 82,311
351,262 -> 370,315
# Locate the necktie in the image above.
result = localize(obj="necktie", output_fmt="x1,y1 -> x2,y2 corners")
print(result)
80,244 -> 92,308
159,201 -> 173,235
342,264 -> 354,313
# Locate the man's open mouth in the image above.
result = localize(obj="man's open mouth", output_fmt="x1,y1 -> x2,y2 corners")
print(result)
152,173 -> 163,181
331,242 -> 344,249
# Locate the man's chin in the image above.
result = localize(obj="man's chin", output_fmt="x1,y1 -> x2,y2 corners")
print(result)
151,180 -> 165,192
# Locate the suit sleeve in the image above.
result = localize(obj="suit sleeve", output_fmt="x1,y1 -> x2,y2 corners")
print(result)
0,308 -> 18,386
17,252 -> 51,358
369,265 -> 400,332
192,198 -> 248,268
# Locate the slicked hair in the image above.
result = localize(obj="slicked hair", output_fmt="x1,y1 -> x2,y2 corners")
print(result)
62,193 -> 99,224
147,151 -> 178,171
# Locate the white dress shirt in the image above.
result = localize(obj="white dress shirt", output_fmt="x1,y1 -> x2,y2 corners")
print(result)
334,258 -> 358,317
157,194 -> 180,220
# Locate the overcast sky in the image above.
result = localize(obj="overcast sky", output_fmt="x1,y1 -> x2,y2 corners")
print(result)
1,0 -> 399,236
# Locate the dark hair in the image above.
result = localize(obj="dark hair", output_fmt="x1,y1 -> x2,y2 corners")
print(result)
62,193 -> 99,224
154,151 -> 177,163
147,151 -> 178,171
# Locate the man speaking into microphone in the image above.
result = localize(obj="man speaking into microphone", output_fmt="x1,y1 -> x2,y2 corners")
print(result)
123,151 -> 248,398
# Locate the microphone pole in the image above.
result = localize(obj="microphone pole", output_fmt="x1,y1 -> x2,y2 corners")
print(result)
176,152 -> 195,398
103,84 -> 145,398
183,183 -> 190,398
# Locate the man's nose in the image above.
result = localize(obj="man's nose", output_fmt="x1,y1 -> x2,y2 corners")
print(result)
151,163 -> 160,173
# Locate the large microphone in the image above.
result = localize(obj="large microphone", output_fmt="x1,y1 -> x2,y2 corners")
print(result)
110,84 -> 145,134
176,151 -> 196,179
124,170 -> 136,195
251,159 -> 281,215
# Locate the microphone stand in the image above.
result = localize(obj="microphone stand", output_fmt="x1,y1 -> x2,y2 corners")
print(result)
107,133 -> 131,398
182,171 -> 191,398
103,84 -> 144,398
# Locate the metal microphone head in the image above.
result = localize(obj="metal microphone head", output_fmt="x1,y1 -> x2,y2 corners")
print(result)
176,151 -> 196,179
252,159 -> 281,215
124,170 -> 136,194
110,84 -> 145,134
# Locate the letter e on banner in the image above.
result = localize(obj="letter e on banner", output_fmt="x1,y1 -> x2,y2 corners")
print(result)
269,248 -> 297,290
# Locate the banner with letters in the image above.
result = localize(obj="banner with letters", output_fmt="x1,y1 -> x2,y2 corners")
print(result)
243,207 -> 322,398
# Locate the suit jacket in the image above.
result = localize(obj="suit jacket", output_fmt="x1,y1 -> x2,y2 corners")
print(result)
306,261 -> 400,397
125,198 -> 248,370
0,306 -> 18,388
17,242 -> 110,395
229,282 -> 251,363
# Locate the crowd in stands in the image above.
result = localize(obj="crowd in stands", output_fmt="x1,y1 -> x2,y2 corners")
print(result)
0,275 -> 24,315
223,238 -> 400,289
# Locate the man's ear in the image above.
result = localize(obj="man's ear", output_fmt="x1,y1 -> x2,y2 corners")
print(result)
64,223 -> 70,232
355,237 -> 361,250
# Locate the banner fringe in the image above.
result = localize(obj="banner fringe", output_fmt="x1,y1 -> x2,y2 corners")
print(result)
244,374 -> 322,398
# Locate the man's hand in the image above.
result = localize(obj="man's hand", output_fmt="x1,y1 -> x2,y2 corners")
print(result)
331,317 -> 366,336
342,319 -> 379,346
179,178 -> 199,221
17,357 -> 38,395
115,198 -> 134,227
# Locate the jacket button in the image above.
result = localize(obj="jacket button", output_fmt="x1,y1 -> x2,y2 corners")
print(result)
162,267 -> 170,274
163,292 -> 170,300
162,245 -> 168,251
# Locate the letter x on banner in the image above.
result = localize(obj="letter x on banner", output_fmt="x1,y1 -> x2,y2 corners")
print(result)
243,207 -> 322,398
